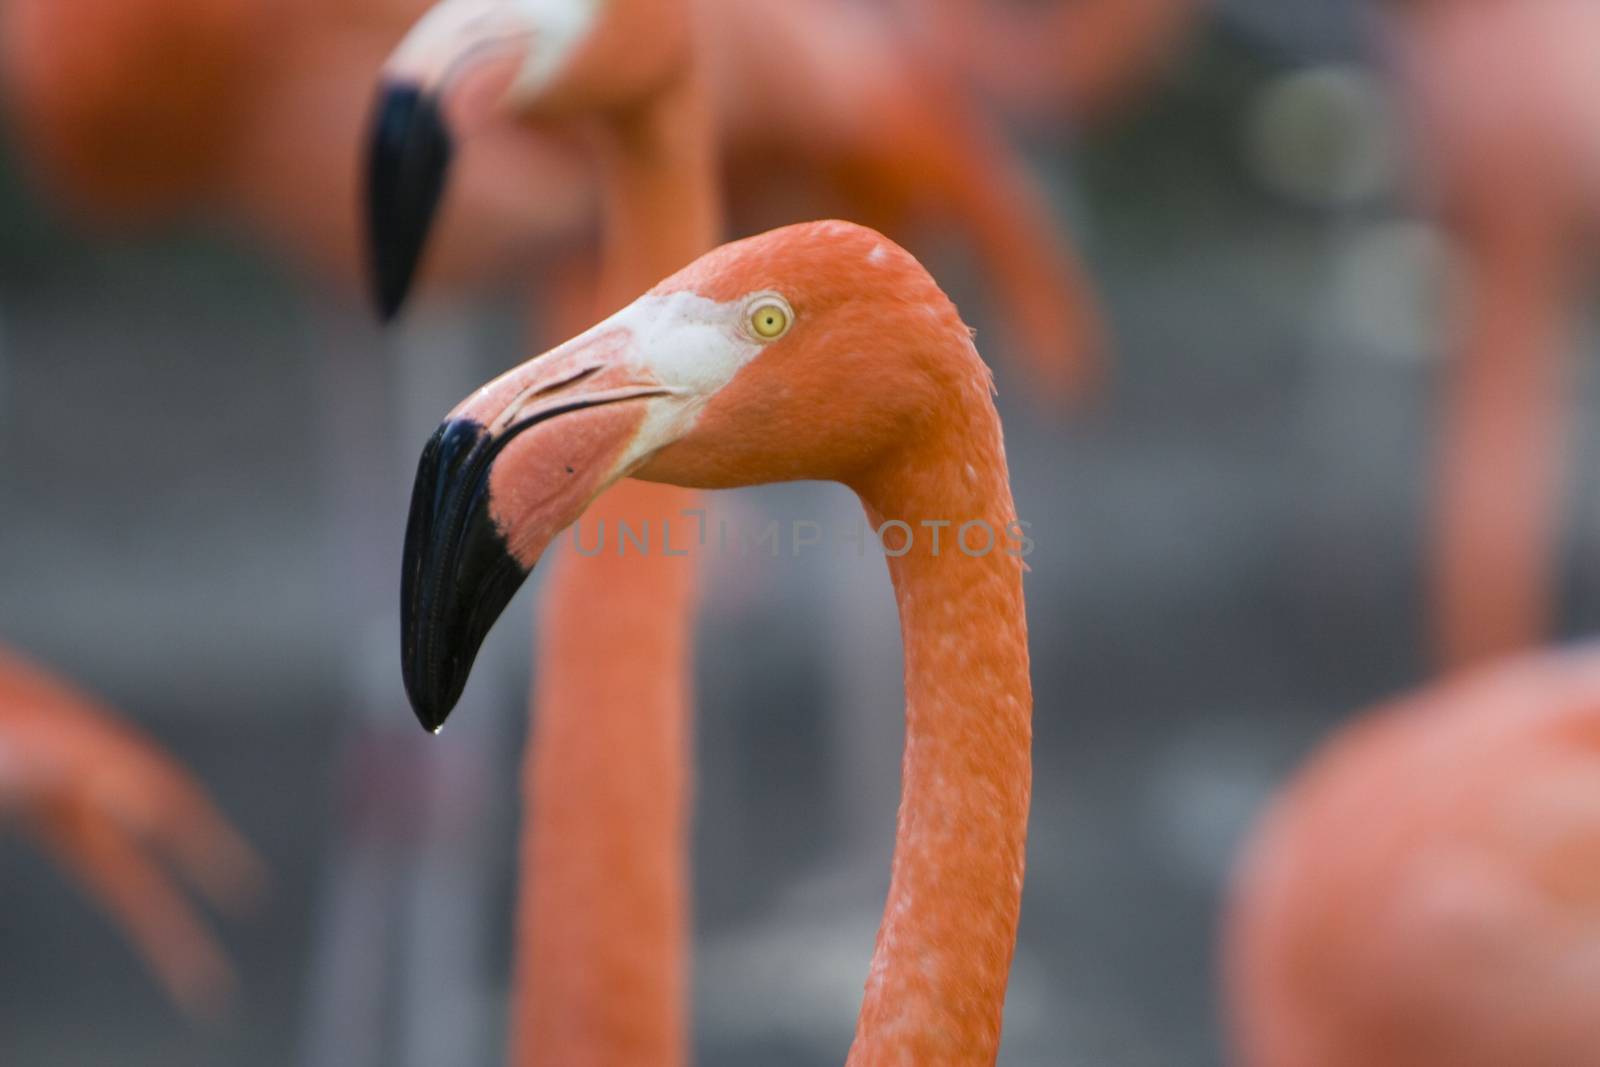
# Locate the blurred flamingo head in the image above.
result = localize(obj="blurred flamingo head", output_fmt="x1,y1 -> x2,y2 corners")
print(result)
365,0 -> 691,318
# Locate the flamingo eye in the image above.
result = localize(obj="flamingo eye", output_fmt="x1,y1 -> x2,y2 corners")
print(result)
747,297 -> 792,341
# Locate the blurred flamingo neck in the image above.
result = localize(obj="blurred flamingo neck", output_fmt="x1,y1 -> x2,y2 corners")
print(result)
513,26 -> 720,1067
847,398 -> 1033,1065
594,67 -> 721,310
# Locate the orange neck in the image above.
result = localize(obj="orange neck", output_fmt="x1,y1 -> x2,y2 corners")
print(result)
847,399 -> 1033,1065
593,65 -> 721,310
513,27 -> 721,1067
1429,198 -> 1576,671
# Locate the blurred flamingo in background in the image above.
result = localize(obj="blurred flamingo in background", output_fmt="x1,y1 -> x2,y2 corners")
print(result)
0,0 -> 595,303
892,0 -> 1204,127
369,0 -> 720,1063
1227,645 -> 1600,1066
394,219 -> 1034,1065
1382,0 -> 1600,671
0,645 -> 261,1015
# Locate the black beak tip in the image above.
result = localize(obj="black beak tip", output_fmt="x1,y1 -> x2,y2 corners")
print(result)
405,685 -> 452,736
400,419 -> 533,737
365,80 -> 454,324
400,617 -> 470,736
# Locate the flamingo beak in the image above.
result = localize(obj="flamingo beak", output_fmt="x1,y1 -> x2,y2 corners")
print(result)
401,416 -> 516,732
400,329 -> 673,732
364,0 -> 539,320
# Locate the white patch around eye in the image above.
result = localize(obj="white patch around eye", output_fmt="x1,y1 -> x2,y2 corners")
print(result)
618,290 -> 762,392
591,290 -> 764,467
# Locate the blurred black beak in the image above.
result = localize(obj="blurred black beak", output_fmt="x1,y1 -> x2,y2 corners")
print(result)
365,82 -> 453,322
400,418 -> 531,732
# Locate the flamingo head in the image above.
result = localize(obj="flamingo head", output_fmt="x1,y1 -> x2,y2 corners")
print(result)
365,0 -> 690,319
399,220 -> 981,731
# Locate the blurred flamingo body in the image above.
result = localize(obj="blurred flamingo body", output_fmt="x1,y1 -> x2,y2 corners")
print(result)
1384,0 -> 1600,669
0,0 -> 594,298
396,220 -> 1033,1063
0,645 -> 261,1013
1228,646 -> 1600,1066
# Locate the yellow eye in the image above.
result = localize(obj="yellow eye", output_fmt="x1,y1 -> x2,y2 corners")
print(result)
749,300 -> 791,340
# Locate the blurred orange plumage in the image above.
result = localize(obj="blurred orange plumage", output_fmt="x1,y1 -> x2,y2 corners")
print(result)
1227,646 -> 1600,1066
0,0 -> 593,299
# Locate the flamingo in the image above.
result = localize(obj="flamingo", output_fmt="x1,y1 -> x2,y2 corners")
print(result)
1226,646 -> 1600,1065
395,219 -> 1033,1064
1380,0 -> 1600,670
0,644 -> 262,1014
369,0 -> 721,1063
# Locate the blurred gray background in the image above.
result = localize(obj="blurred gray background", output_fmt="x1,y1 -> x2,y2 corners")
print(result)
3,3 -> 1599,1065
